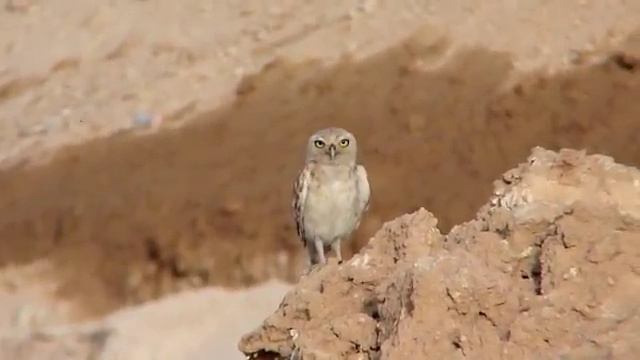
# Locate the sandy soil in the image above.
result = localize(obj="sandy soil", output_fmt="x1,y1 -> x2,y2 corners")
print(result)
1,0 -> 638,169
0,279 -> 290,360
0,261 -> 77,337
1,0 -> 640,359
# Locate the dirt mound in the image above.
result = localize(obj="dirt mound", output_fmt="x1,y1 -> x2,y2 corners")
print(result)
1,28 -> 639,316
239,147 -> 640,359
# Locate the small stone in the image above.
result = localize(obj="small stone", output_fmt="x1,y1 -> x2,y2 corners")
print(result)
133,112 -> 153,128
221,199 -> 245,216
29,124 -> 48,136
358,0 -> 377,13
238,8 -> 254,17
12,304 -> 34,330
568,50 -> 585,65
253,29 -> 269,41
5,0 -> 31,13
126,270 -> 144,289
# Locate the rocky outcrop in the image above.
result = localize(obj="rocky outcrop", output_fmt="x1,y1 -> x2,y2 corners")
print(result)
239,147 -> 640,359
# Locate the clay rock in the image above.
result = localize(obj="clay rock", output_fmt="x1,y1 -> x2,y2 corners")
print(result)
239,147 -> 640,359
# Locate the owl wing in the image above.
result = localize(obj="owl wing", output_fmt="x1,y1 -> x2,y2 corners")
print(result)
292,165 -> 311,243
355,165 -> 371,215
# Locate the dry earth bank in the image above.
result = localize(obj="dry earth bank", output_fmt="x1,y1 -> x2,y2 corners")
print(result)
240,147 -> 640,360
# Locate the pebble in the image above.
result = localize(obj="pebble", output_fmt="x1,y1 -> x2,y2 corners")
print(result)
220,199 -> 245,216
5,0 -> 31,13
133,112 -> 153,128
567,50 -> 584,65
44,117 -> 60,133
12,304 -> 49,331
29,123 -> 48,136
253,28 -> 269,41
346,9 -> 358,20
225,46 -> 238,58
358,0 -> 377,14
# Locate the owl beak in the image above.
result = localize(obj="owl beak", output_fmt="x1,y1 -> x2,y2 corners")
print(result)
328,144 -> 336,160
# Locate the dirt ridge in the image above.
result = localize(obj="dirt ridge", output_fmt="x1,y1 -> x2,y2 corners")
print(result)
239,147 -> 640,359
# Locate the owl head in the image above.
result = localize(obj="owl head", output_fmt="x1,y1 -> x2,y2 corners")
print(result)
305,127 -> 358,166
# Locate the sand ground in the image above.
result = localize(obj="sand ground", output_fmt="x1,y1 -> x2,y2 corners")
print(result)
0,262 -> 290,359
1,0 -> 640,359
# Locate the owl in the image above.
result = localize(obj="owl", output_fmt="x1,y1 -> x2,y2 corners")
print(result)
292,127 -> 370,266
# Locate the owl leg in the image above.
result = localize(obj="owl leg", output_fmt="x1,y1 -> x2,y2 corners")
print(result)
314,239 -> 326,265
331,239 -> 342,264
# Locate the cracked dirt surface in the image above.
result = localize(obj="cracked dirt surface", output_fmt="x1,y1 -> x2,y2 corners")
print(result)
239,147 -> 640,359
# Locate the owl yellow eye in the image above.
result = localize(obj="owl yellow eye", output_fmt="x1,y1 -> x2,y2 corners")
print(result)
313,139 -> 325,148
339,138 -> 350,147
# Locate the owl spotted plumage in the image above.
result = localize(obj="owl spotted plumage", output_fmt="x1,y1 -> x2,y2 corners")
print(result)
292,127 -> 370,266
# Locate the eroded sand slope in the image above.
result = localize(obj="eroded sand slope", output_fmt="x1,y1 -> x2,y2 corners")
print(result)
1,2 -> 640,315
